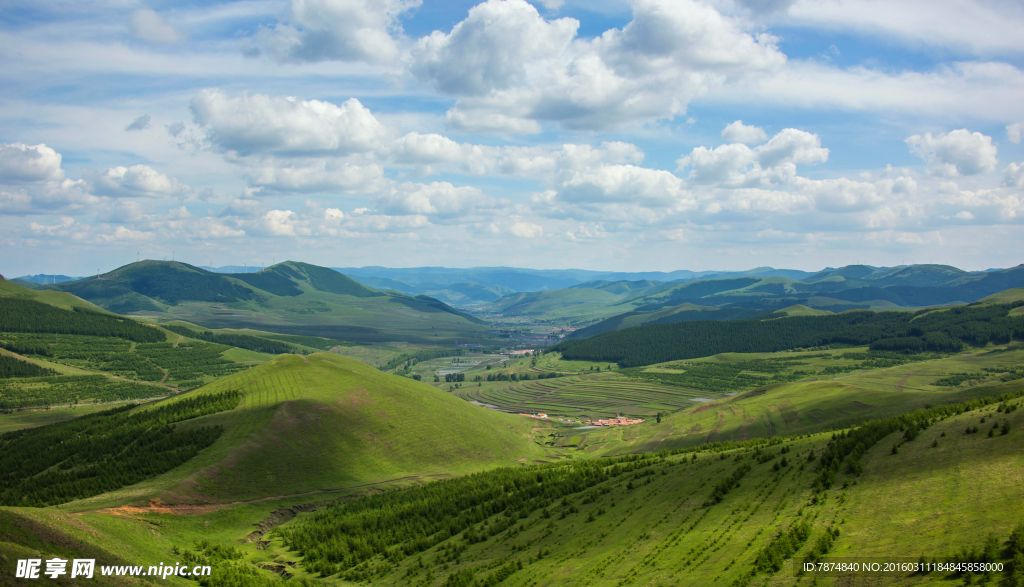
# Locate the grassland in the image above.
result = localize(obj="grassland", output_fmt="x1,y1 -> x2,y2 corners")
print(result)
2,389 -> 1020,587
63,352 -> 558,509
0,402 -> 134,434
572,344 -> 1024,456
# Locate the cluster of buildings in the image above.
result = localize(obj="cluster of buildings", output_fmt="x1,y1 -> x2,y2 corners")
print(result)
591,416 -> 645,426
517,413 -> 643,427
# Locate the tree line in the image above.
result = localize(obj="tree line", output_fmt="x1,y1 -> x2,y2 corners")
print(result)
0,390 -> 239,506
277,454 -> 659,580
0,354 -> 54,379
553,302 -> 1024,367
383,349 -> 464,372
0,298 -> 163,342
163,325 -> 296,355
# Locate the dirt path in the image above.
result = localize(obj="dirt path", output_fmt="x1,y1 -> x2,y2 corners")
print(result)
172,335 -> 183,348
895,370 -> 920,393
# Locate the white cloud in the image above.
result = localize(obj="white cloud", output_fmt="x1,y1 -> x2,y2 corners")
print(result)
29,216 -> 75,235
410,0 -> 785,132
99,226 -> 155,242
784,0 -> 1024,55
557,164 -> 692,208
1004,162 -> 1024,189
85,165 -> 190,198
242,158 -> 385,192
721,120 -> 767,144
0,143 -> 65,183
906,129 -> 998,177
257,209 -> 300,236
678,128 -> 827,187
1008,123 -> 1024,144
190,89 -> 389,156
130,9 -> 184,44
220,198 -> 264,218
193,219 -> 245,239
510,220 -> 543,238
410,0 -> 578,96
390,133 -> 643,179
374,181 -> 495,218
738,61 -> 1024,123
249,0 -> 420,64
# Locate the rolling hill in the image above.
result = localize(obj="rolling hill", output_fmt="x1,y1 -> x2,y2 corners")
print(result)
0,352 -> 551,510
2,373 -> 1021,587
43,260 -> 491,343
566,264 -> 1024,337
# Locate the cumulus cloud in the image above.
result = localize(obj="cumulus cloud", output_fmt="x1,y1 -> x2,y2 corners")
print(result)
410,0 -> 785,132
1004,162 -> 1024,189
510,220 -> 543,238
557,165 -> 692,208
248,0 -> 420,64
98,226 -> 155,242
191,89 -> 389,156
0,143 -> 65,183
721,120 -> 767,144
374,181 -> 495,218
130,9 -> 183,44
125,115 -> 151,132
906,129 -> 998,176
85,165 -> 190,198
678,128 -> 827,187
410,0 -> 578,96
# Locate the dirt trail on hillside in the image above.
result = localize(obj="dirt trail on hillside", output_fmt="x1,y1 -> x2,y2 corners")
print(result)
895,371 -> 920,392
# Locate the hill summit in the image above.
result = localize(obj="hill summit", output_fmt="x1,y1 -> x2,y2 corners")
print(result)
43,260 -> 487,342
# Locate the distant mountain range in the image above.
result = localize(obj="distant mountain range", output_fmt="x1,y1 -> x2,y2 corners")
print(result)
30,260 -> 490,343
558,264 -> 1024,338
13,263 -> 1021,316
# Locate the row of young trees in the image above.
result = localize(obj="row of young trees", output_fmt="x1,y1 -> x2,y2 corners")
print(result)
0,298 -> 164,341
163,325 -> 295,355
0,354 -> 54,379
382,349 -> 464,372
554,303 -> 1024,367
0,390 -> 240,506
277,454 -> 660,579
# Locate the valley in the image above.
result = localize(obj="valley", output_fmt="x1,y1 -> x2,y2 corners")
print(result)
1,262 -> 1023,587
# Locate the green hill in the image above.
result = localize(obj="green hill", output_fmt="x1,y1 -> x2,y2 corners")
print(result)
44,261 -> 490,343
555,301 -> 1024,367
3,380 -> 1021,587
767,304 -> 834,317
60,352 -> 550,507
566,265 -> 1024,337
483,280 -> 665,321
0,277 -> 108,312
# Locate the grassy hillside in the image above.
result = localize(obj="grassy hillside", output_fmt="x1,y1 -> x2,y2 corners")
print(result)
564,265 -> 1024,336
3,387 -> 1021,587
43,261 -> 492,344
556,301 -> 1024,367
66,352 -> 553,507
0,277 -> 106,312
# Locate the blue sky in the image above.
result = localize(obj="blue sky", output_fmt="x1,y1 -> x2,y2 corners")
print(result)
1,0 -> 1023,276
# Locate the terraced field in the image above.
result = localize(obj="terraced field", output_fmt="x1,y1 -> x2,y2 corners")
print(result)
454,372 -> 710,417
